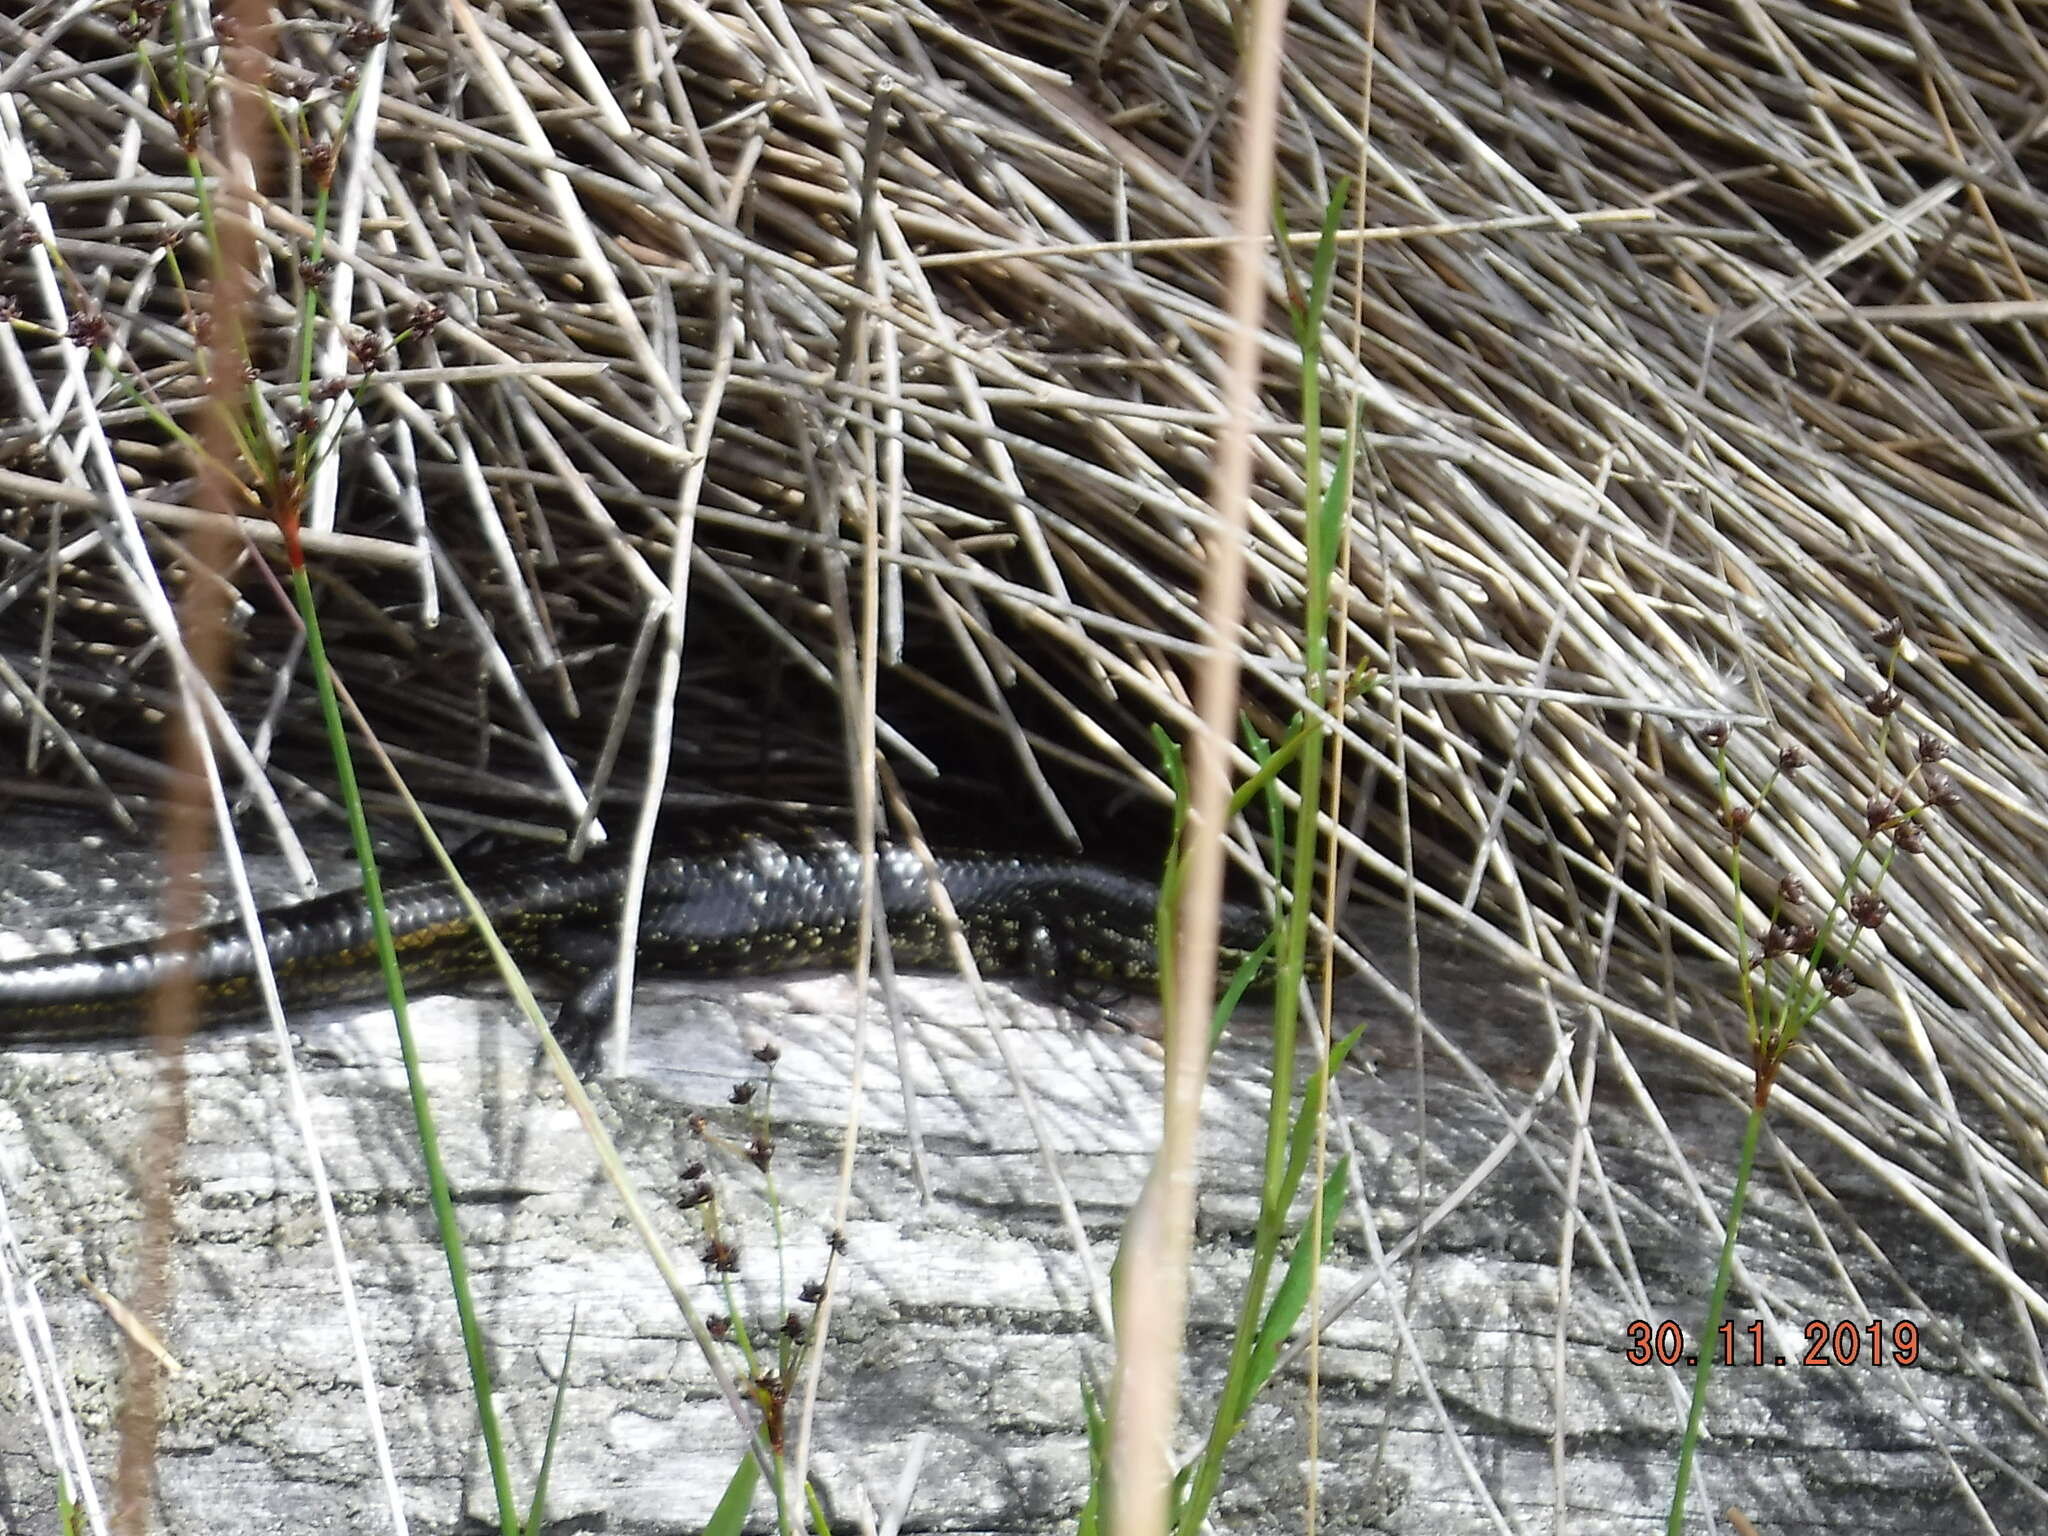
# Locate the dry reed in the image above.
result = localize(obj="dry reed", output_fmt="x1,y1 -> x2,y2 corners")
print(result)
4,0 -> 2048,1523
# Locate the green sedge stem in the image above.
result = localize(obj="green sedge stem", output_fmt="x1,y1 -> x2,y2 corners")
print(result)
1665,1100 -> 1767,1536
290,567 -> 522,1536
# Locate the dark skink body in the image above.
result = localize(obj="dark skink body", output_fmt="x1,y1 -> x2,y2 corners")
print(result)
0,836 -> 1269,1055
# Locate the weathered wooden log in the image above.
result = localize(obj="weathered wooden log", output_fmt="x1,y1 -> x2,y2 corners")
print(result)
2,843 -> 2036,1533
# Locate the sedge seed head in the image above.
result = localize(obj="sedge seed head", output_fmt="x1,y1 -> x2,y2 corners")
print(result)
1847,892 -> 1889,930
170,101 -> 208,153
303,140 -> 338,191
1921,768 -> 1962,809
348,330 -> 387,371
702,1239 -> 740,1273
65,309 -> 110,351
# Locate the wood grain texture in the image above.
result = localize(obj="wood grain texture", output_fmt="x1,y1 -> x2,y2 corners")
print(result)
2,901 -> 2038,1533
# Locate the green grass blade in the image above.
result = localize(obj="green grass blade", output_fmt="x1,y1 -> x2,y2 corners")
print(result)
1246,1156 -> 1350,1400
1317,400 -> 1359,567
1210,934 -> 1278,1047
1079,1374 -> 1109,1536
522,1312 -> 581,1536
704,1450 -> 763,1536
1303,179 -> 1352,344
1271,1025 -> 1363,1230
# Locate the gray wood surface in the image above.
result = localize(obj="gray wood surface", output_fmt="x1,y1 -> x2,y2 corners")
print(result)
0,838 -> 2042,1534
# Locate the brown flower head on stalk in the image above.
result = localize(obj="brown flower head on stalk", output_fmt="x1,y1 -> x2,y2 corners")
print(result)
1706,618 -> 1962,1104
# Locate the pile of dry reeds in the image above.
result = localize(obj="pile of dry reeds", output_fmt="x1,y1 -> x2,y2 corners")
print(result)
5,0 -> 2048,1440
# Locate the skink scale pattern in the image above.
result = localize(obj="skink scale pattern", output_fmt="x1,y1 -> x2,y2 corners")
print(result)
0,835 -> 1269,1060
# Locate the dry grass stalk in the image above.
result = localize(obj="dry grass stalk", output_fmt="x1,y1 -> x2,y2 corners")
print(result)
4,0 -> 2048,1521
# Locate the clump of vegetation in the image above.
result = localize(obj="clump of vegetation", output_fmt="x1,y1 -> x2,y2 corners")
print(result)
1669,615 -> 1963,1533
